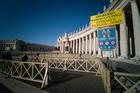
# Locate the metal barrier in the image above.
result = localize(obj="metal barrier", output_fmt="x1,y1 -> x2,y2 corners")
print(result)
0,59 -> 48,88
1,54 -> 140,93
47,58 -> 100,74
98,60 -> 111,93
12,54 -> 96,62
0,57 -> 110,93
113,72 -> 140,93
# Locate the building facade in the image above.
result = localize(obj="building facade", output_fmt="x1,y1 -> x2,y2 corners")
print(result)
0,39 -> 56,52
0,39 -> 20,51
57,0 -> 140,59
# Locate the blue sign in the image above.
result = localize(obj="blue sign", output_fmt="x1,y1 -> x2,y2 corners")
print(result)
97,27 -> 116,50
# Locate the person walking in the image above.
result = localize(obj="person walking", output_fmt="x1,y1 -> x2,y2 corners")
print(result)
22,54 -> 28,62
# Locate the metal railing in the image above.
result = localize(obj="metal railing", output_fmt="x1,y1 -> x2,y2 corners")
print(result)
1,53 -> 140,93
113,72 -> 140,93
0,59 -> 48,88
98,60 -> 111,93
47,58 -> 100,74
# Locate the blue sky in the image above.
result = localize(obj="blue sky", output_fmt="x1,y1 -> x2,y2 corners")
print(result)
0,0 -> 109,46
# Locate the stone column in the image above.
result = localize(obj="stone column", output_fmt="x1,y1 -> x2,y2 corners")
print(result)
82,37 -> 85,54
73,40 -> 75,53
68,41 -> 71,53
63,41 -> 65,53
60,41 -> 62,53
65,40 -> 69,53
89,34 -> 92,54
76,39 -> 78,54
91,33 -> 94,55
93,31 -> 96,55
79,38 -> 81,54
131,0 -> 140,58
115,28 -> 119,57
120,10 -> 128,58
70,40 -> 72,53
61,41 -> 63,53
85,36 -> 88,54
96,32 -> 101,57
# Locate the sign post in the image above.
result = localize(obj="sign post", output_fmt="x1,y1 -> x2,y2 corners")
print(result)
97,27 -> 116,51
90,9 -> 123,28
97,27 -> 117,70
90,9 -> 123,70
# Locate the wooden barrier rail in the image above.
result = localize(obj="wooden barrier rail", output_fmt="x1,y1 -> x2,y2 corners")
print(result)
0,59 -> 48,88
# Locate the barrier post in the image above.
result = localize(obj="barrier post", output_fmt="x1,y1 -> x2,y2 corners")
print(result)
63,59 -> 67,71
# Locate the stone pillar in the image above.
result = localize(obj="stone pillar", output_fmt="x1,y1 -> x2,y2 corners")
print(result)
131,0 -> 140,58
120,10 -> 128,58
89,34 -> 92,54
65,40 -> 69,53
91,33 -> 94,55
63,41 -> 65,53
70,40 -> 72,53
79,38 -> 81,54
76,39 -> 78,53
93,31 -> 96,55
116,28 -> 119,57
61,41 -> 63,53
60,41 -> 62,53
85,36 -> 88,54
82,37 -> 84,54
96,33 -> 101,57
73,40 -> 75,53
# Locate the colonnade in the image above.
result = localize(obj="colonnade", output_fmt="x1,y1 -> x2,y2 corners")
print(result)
68,31 -> 97,55
57,0 -> 140,59
118,0 -> 140,58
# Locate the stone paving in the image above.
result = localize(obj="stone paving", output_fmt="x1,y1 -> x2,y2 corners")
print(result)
0,71 -> 105,93
0,73 -> 49,93
46,71 -> 105,93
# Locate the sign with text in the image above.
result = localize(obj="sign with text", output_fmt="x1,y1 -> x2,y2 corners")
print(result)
97,27 -> 116,50
90,9 -> 122,28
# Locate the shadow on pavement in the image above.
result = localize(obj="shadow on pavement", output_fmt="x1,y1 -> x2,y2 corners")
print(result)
0,83 -> 14,93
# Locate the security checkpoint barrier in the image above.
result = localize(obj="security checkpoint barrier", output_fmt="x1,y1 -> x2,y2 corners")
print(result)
1,54 -> 140,93
98,60 -> 111,93
0,59 -> 48,88
47,58 -> 100,74
113,72 -> 140,93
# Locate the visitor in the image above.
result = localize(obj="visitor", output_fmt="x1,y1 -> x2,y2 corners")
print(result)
22,54 -> 28,61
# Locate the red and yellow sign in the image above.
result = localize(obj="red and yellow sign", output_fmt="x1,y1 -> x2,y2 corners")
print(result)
90,9 -> 123,28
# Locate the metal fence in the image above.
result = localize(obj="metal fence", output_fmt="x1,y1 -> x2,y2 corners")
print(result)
113,72 -> 140,93
47,58 -> 100,74
0,59 -> 48,88
0,54 -> 140,93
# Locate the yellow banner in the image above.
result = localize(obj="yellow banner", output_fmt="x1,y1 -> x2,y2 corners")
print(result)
90,9 -> 123,28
